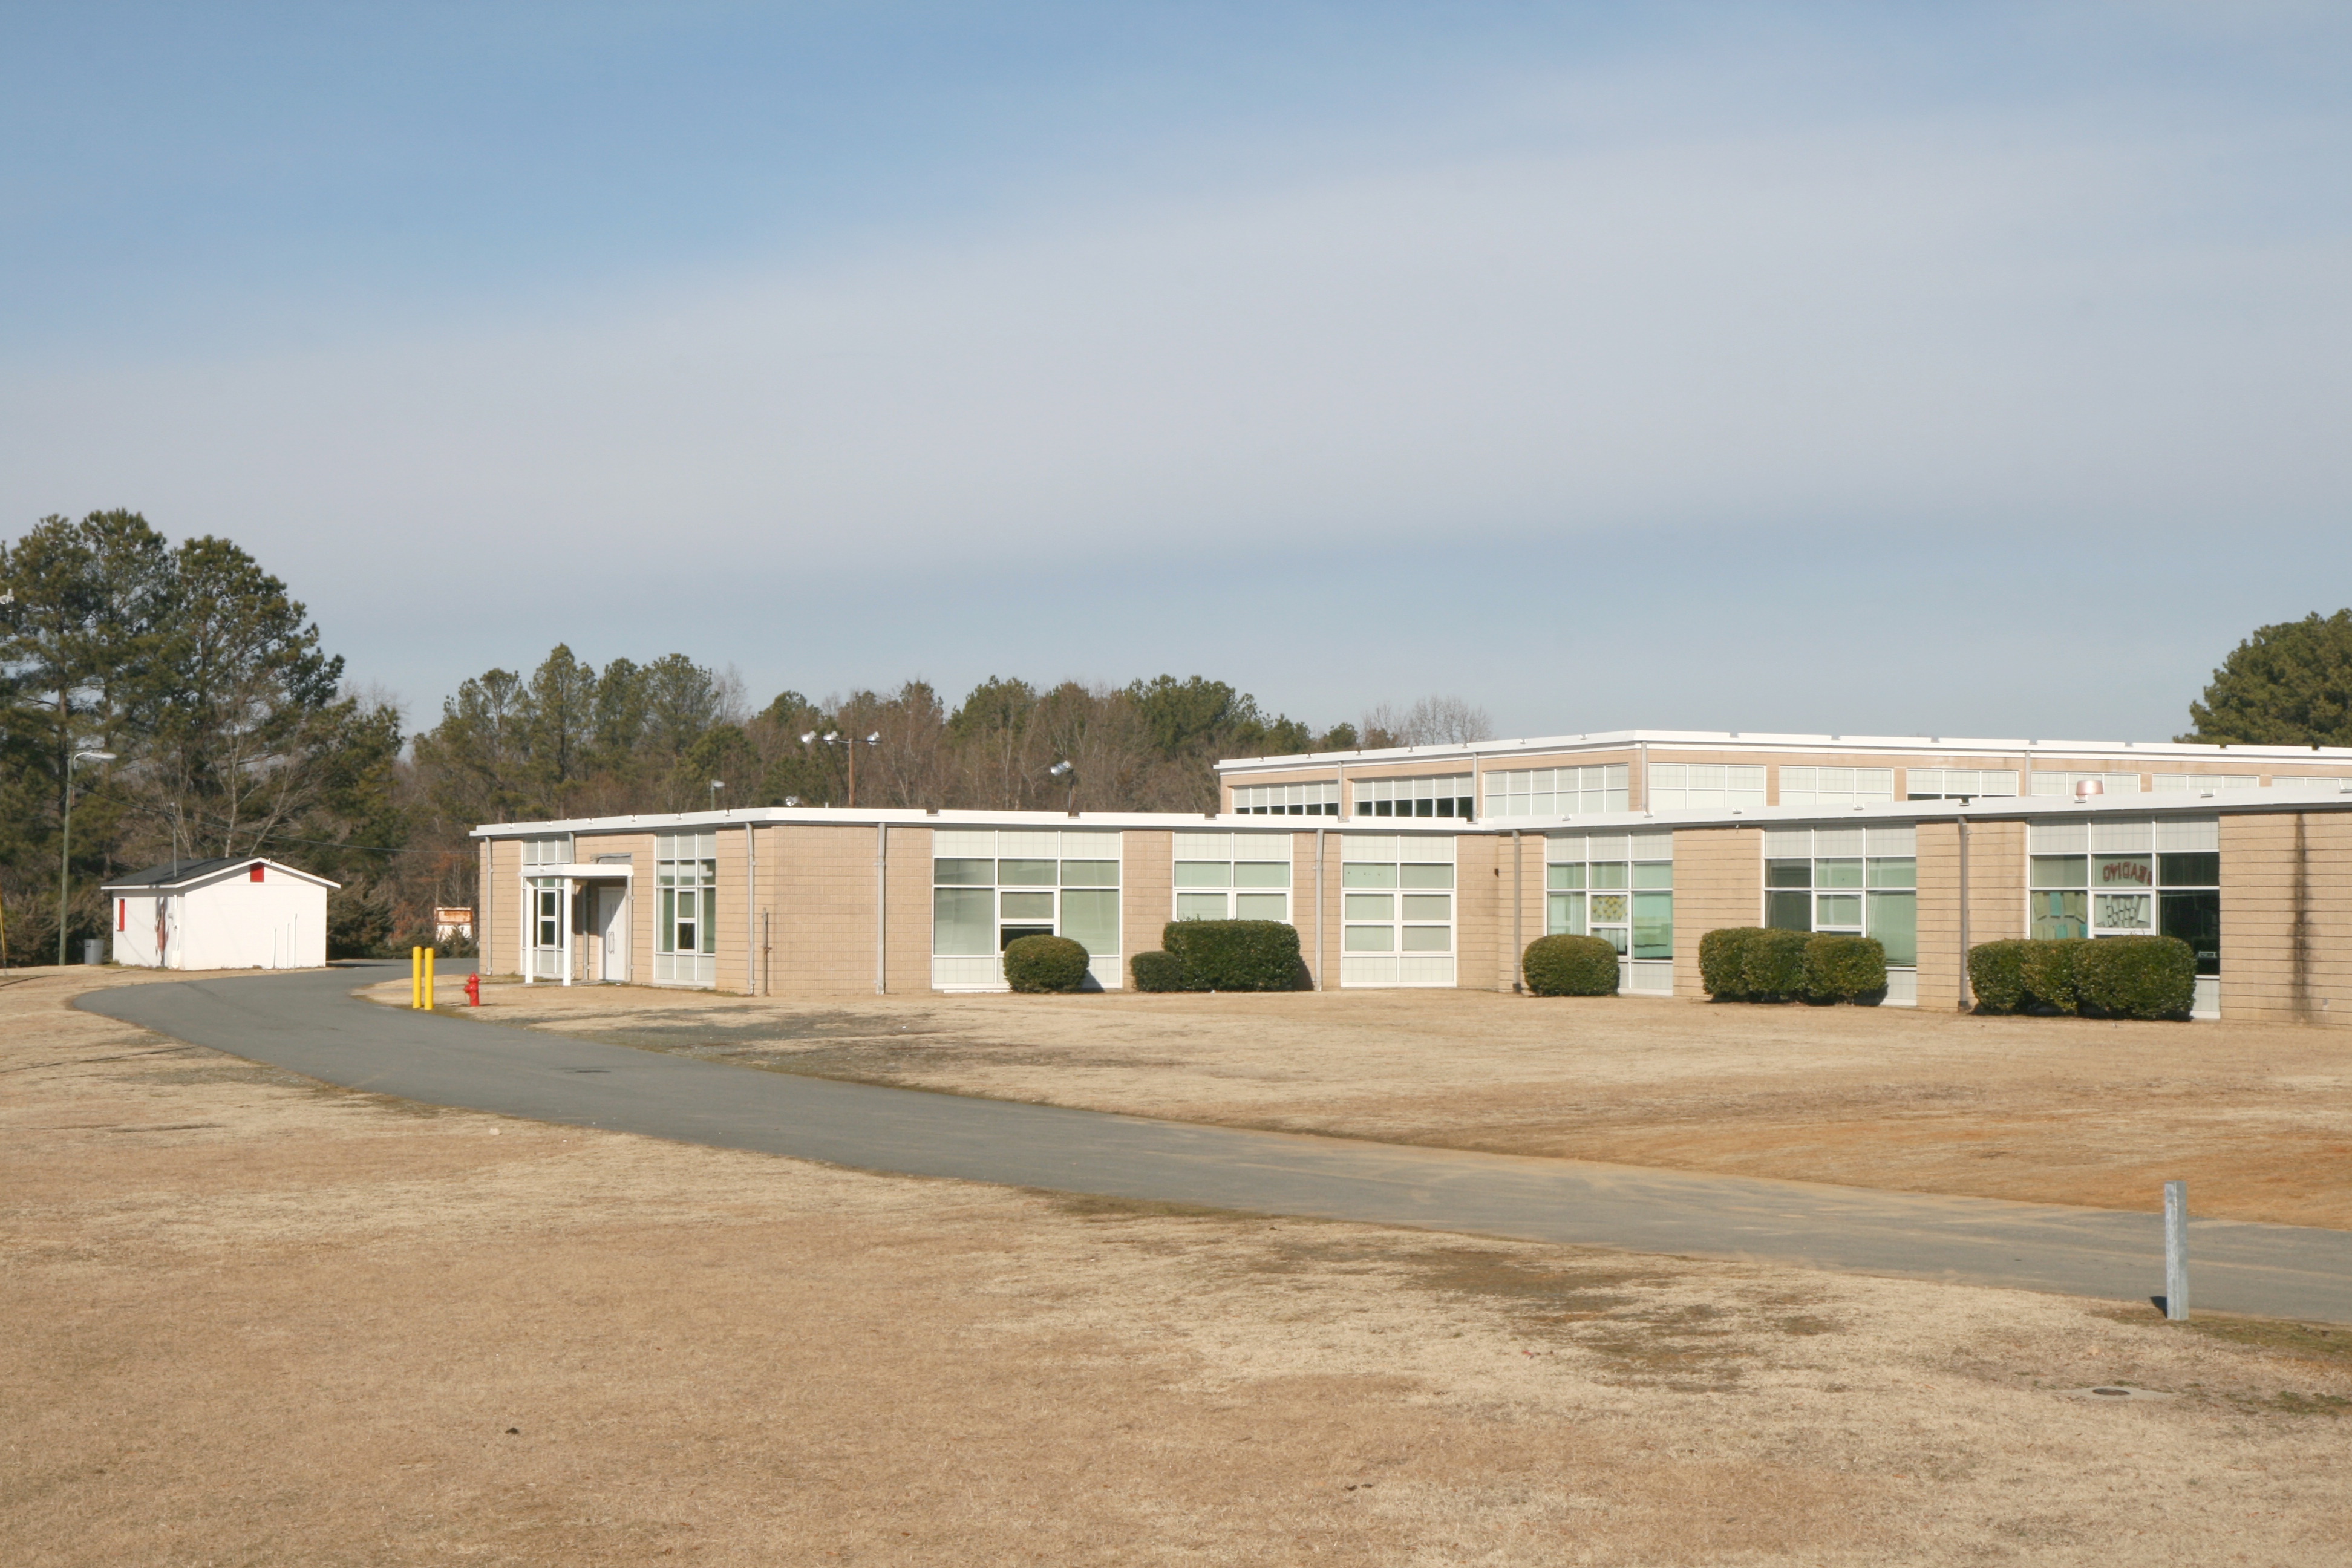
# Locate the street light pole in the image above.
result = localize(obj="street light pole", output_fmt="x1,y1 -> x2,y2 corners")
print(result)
57,748 -> 117,966
800,730 -> 881,807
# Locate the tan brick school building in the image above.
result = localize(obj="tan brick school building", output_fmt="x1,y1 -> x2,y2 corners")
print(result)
472,730 -> 2352,1025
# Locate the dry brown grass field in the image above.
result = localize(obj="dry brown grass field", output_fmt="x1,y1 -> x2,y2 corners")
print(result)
459,979 -> 2352,1230
7,965 -> 2352,1565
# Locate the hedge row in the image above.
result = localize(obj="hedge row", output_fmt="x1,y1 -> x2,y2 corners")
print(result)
1004,934 -> 1091,993
1130,920 -> 1304,992
1699,927 -> 1887,1004
1968,935 -> 2195,1020
1521,935 -> 1620,996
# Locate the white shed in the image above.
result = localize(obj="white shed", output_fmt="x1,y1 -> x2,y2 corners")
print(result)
102,857 -> 339,971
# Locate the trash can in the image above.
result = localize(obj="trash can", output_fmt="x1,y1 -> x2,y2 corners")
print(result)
82,938 -> 105,966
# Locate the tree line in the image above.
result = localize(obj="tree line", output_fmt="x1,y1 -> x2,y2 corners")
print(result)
22,508 -> 2341,967
1,512 -> 1491,961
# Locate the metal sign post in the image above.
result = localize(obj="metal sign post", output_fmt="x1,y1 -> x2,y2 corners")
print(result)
2164,1180 -> 2189,1321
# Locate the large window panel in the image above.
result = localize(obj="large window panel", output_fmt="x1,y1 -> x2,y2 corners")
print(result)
932,889 -> 994,955
1632,892 -> 1673,959
1060,889 -> 1120,956
1867,892 -> 1917,967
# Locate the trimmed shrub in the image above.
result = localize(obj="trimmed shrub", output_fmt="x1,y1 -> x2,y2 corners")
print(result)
1161,919 -> 1302,991
1801,934 -> 1887,1003
1699,927 -> 1762,998
1522,935 -> 1620,996
2019,938 -> 2089,1014
1129,951 -> 1183,992
1967,939 -> 2031,1013
1004,934 -> 1089,993
2074,935 -> 2197,1021
1742,928 -> 1812,1001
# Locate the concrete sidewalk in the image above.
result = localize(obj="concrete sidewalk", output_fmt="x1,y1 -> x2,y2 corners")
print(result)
80,961 -> 2352,1322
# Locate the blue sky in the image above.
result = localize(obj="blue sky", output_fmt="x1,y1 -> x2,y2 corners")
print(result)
5,2 -> 2349,742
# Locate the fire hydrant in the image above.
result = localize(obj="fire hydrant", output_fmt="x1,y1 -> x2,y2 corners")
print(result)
464,972 -> 482,1008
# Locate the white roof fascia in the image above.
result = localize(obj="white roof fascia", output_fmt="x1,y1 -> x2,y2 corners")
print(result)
468,782 -> 2352,843
1212,729 -> 2352,776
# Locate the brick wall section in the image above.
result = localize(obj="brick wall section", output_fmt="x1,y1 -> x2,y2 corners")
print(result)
1487,829 -> 1544,990
1915,822 -> 1962,1010
1452,832 -> 1502,990
1964,820 -> 2028,948
1670,826 -> 1761,998
760,825 -> 884,995
2220,811 -> 2352,1025
1121,831 -> 1172,984
477,839 -> 503,976
884,825 -> 933,995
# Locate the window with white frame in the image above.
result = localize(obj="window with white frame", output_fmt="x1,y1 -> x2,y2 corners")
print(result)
1777,767 -> 1895,809
521,835 -> 572,867
1546,831 -> 1674,992
1232,782 -> 1339,816
1338,835 -> 1455,985
521,837 -> 572,979
931,829 -> 1122,990
1645,765 -> 1765,811
1353,774 -> 1474,818
654,831 -> 717,985
1762,826 -> 1918,988
2151,773 -> 2258,793
1905,768 -> 2019,800
2027,818 -> 2218,978
1172,832 -> 1293,922
1481,764 -> 1628,818
2030,770 -> 2140,797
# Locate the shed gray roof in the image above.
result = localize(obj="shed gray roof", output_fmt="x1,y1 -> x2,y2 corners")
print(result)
101,856 -> 340,892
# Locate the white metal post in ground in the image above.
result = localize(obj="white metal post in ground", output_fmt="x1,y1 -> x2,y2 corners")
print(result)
2165,1180 -> 2189,1320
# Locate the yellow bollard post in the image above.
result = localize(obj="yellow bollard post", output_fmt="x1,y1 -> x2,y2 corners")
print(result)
424,947 -> 436,1011
410,946 -> 422,1008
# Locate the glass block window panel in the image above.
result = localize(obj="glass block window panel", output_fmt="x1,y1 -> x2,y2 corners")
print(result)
1232,780 -> 1339,815
2030,771 -> 2143,797
2152,773 -> 2258,793
1353,774 -> 1475,818
1338,835 -> 1454,979
1905,768 -> 2020,800
1482,764 -> 1628,817
1645,763 -> 1766,811
2027,820 -> 2089,855
521,836 -> 572,866
2154,816 -> 2219,854
1171,834 -> 1293,923
1777,766 -> 1895,809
